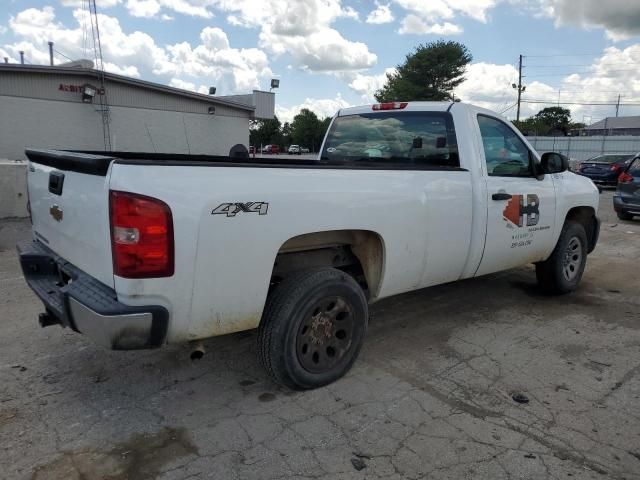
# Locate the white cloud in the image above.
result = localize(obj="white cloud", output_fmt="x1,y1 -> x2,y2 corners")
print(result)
392,0 -> 498,36
0,26 -> 7,35
60,0 -> 121,7
209,0 -> 377,72
103,62 -> 141,77
452,44 -> 640,121
398,14 -> 462,35
4,6 -> 272,94
169,78 -> 196,90
126,0 -> 162,18
347,67 -> 397,101
366,3 -> 394,24
543,0 -> 640,41
276,94 -> 351,123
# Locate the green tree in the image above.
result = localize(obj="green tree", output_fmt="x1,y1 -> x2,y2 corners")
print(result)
375,40 -> 472,102
532,107 -> 571,129
249,116 -> 282,148
292,108 -> 322,152
281,122 -> 292,147
513,107 -> 575,136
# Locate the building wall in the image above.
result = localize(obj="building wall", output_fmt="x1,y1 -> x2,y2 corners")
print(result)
0,161 -> 28,218
0,95 -> 249,160
0,70 -> 250,118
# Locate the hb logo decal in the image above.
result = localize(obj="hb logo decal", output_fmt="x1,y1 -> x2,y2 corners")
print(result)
503,195 -> 540,227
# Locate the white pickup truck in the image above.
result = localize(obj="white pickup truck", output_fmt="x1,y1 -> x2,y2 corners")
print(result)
18,101 -> 600,389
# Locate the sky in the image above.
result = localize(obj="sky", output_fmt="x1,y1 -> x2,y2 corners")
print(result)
1,0 -> 640,124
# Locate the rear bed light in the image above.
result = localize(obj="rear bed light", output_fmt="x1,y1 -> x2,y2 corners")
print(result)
372,102 -> 408,111
619,172 -> 633,183
109,190 -> 174,278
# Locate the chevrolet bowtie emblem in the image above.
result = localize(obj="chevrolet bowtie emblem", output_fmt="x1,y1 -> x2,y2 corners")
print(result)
50,205 -> 63,222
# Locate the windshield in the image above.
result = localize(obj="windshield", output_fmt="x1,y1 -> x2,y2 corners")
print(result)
588,154 -> 632,163
321,111 -> 459,168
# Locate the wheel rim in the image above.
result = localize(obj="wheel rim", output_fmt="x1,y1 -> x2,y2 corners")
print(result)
296,296 -> 354,374
562,236 -> 583,282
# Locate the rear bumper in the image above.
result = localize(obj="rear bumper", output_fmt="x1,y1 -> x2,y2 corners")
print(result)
613,194 -> 640,215
16,240 -> 168,350
578,172 -> 617,185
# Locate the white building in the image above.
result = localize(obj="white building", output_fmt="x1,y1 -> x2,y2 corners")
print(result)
0,63 -> 275,160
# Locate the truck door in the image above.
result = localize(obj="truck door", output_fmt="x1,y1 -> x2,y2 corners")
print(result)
475,114 -> 556,276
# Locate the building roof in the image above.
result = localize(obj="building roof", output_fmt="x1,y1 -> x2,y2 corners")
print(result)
0,63 -> 254,112
586,116 -> 640,130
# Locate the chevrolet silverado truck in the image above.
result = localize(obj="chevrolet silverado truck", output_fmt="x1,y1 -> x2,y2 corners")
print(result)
17,101 -> 600,390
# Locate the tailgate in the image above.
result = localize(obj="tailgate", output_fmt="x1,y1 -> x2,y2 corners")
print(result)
26,149 -> 115,288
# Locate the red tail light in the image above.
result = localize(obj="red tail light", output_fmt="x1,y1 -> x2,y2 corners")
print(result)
610,164 -> 620,172
619,172 -> 633,183
109,190 -> 174,278
372,102 -> 408,111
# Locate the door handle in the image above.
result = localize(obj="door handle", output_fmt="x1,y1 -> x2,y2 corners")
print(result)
492,192 -> 512,201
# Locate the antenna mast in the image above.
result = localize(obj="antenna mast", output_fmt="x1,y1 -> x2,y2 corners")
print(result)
88,0 -> 112,151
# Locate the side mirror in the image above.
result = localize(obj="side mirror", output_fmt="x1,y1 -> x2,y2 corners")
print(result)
541,152 -> 569,174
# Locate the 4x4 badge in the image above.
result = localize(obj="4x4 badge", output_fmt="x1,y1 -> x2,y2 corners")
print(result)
212,202 -> 269,218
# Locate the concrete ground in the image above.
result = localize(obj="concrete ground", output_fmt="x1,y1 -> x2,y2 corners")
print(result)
1,190 -> 639,480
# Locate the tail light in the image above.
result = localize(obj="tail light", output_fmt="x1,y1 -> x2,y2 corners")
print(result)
372,102 -> 408,111
619,172 -> 633,183
109,190 -> 174,278
610,164 -> 620,172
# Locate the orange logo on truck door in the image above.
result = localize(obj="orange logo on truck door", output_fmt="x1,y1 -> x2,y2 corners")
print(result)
503,194 -> 540,227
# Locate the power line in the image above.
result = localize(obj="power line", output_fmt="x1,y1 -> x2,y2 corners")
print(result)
525,63 -> 640,68
54,49 -> 73,62
523,53 -> 605,58
522,99 -> 640,106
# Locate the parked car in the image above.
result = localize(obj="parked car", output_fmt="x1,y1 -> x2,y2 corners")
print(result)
288,145 -> 301,155
577,153 -> 635,186
261,145 -> 280,154
18,102 -> 600,390
300,147 -> 310,153
613,155 -> 640,220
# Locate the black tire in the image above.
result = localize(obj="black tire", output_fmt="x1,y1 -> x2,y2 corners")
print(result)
617,211 -> 633,221
535,221 -> 588,295
257,268 -> 368,390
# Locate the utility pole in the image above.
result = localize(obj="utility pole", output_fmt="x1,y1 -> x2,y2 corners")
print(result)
513,54 -> 526,122
48,41 -> 54,66
615,94 -> 621,117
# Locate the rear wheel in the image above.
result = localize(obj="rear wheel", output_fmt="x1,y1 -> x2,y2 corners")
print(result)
257,268 -> 368,390
536,221 -> 588,295
617,211 -> 633,221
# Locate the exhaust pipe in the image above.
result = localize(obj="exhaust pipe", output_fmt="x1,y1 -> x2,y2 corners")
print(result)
190,341 -> 205,360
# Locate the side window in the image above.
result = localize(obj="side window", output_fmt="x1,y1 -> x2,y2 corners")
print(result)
478,115 -> 534,177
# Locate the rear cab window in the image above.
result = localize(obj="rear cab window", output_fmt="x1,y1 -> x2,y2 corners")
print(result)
320,111 -> 460,169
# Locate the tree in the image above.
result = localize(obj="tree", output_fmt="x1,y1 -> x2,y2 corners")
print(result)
292,108 -> 322,152
281,122 -> 292,147
375,40 -> 472,102
249,116 -> 282,148
513,107 -> 574,136
532,107 -> 571,129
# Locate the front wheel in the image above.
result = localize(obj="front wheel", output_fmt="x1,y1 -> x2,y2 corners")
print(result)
535,221 -> 588,294
257,268 -> 368,390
